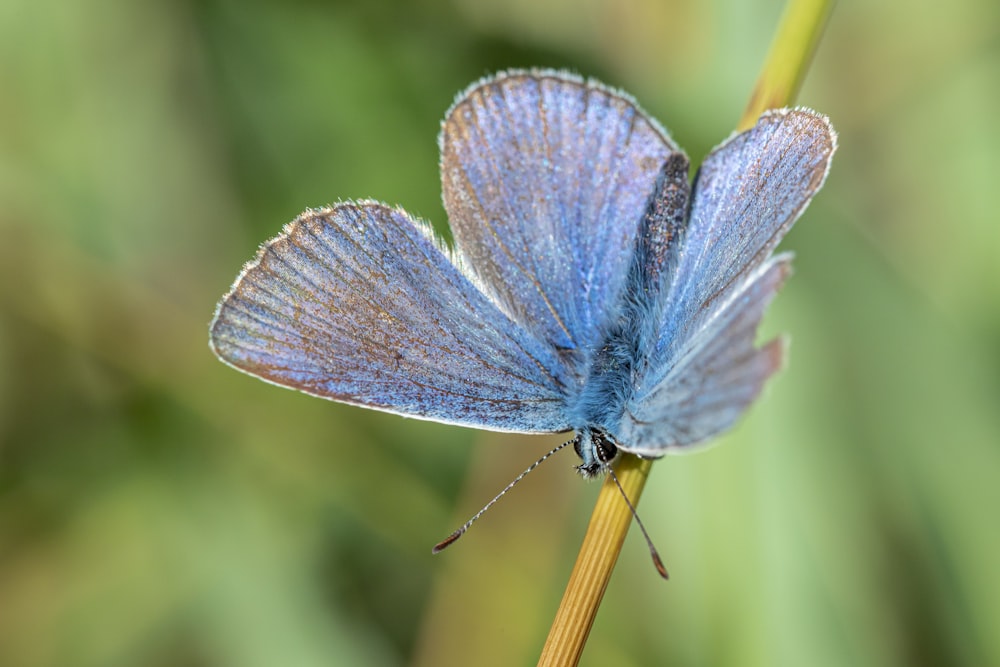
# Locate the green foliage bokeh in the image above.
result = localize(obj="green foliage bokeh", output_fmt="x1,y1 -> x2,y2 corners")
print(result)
1,0 -> 998,665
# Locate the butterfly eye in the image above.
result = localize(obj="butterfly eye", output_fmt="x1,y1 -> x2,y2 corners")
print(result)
594,431 -> 619,464
571,429 -> 619,478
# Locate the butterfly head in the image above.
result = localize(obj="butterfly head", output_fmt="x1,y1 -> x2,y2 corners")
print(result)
573,427 -> 620,478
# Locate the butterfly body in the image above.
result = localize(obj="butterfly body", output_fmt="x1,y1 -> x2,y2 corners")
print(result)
564,152 -> 690,473
210,70 -> 835,477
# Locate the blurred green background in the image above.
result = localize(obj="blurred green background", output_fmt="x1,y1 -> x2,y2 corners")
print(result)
2,0 -> 998,665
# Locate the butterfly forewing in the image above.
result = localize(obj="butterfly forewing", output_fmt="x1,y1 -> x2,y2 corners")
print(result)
651,109 -> 836,371
440,71 -> 684,361
210,203 -> 572,433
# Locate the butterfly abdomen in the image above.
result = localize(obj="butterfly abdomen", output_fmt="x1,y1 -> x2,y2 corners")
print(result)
571,152 -> 692,435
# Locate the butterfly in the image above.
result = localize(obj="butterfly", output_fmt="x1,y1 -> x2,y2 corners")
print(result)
210,69 -> 835,480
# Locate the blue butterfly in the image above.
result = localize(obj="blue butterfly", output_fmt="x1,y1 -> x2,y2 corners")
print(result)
210,70 -> 835,479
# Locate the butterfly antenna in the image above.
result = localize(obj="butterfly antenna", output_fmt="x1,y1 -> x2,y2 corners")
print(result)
605,461 -> 670,580
432,437 -> 575,553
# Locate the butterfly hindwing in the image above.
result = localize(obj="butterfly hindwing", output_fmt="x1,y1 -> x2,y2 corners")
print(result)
622,109 -> 836,452
651,108 -> 836,369
620,256 -> 791,452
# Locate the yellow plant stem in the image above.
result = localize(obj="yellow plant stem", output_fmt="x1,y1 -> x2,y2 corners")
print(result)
740,0 -> 836,130
537,455 -> 653,667
538,1 -> 835,665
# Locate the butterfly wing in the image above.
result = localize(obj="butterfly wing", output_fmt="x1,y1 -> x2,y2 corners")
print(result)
621,109 -> 836,453
440,70 -> 684,363
619,256 -> 790,452
210,202 -> 572,433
